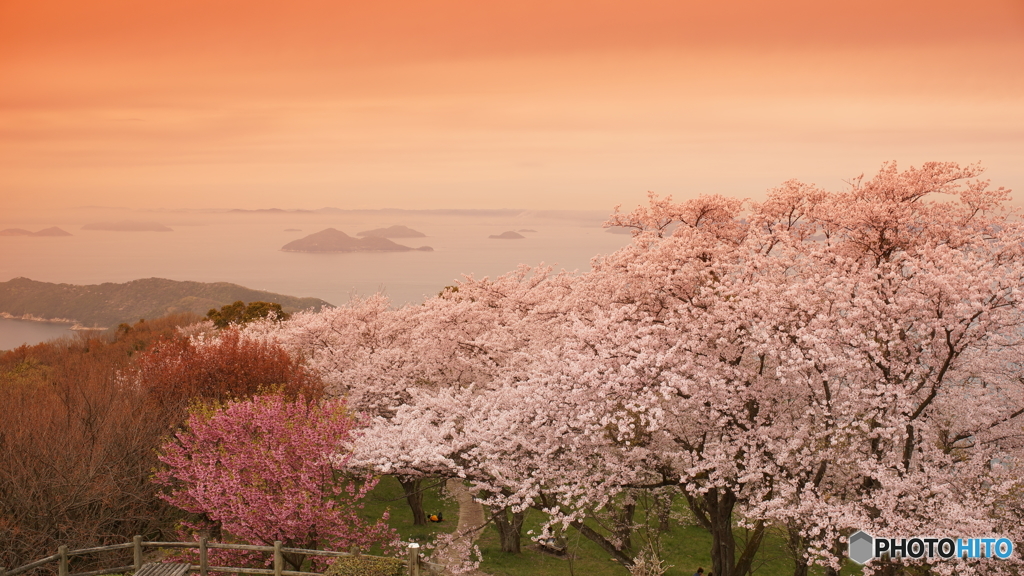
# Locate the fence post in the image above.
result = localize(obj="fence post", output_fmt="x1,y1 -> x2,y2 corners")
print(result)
134,535 -> 143,572
406,543 -> 419,576
273,541 -> 283,576
58,546 -> 68,576
199,537 -> 208,576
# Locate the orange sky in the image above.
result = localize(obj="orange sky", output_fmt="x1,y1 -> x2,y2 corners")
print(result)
2,0 -> 1023,211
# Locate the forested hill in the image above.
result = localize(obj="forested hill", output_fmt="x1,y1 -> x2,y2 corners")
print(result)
0,277 -> 332,328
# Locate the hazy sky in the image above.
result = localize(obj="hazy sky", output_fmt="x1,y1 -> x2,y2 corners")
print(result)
2,0 -> 1023,212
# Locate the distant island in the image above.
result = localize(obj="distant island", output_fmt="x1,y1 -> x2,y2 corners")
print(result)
356,225 -> 426,238
282,228 -> 433,252
489,231 -> 525,239
0,227 -> 72,237
82,220 -> 173,232
0,277 -> 331,329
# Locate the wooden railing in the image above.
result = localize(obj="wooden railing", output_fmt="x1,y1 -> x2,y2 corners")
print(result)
1,537 -> 439,576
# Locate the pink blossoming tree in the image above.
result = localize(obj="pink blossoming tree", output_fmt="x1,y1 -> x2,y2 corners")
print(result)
240,267 -> 575,536
236,162 -> 1024,576
155,394 -> 399,570
353,162 -> 1024,576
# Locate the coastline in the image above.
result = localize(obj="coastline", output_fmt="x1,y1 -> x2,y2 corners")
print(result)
0,312 -> 107,331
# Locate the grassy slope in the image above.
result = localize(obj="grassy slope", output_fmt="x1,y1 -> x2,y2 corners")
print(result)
0,277 -> 331,327
361,476 -> 862,576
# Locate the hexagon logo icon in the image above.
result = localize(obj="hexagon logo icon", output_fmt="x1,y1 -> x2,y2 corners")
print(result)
848,530 -> 874,565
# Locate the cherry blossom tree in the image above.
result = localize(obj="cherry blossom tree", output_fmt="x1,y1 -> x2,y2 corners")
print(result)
154,394 -> 398,570
241,267 -> 576,536
756,163 -> 1024,576
354,162 -> 1024,576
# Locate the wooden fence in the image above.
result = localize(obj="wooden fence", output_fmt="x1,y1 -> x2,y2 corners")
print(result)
0,537 -> 441,576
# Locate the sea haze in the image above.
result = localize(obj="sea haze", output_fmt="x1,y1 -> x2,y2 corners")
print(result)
0,206 -> 631,348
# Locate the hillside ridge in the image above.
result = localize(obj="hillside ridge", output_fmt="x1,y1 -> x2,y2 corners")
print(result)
0,277 -> 331,329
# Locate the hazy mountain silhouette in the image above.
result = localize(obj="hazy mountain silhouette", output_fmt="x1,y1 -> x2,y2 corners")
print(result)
0,227 -> 72,236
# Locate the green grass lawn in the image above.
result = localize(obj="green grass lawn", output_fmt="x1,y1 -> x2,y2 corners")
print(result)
359,475 -> 459,550
361,476 -> 862,576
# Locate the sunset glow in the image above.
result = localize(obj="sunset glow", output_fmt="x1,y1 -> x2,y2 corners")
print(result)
5,5 -> 1024,568
2,0 -> 1023,212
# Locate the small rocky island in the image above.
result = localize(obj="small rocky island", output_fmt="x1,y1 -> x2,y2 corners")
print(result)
489,231 -> 525,239
82,221 -> 173,232
0,227 -> 72,236
282,228 -> 433,252
357,225 -> 426,238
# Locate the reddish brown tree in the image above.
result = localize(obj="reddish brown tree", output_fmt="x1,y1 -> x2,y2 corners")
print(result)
130,327 -> 323,417
0,315 -> 200,572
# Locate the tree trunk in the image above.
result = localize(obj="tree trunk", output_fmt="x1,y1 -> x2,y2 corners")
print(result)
654,490 -> 674,533
569,518 -> 636,567
786,523 -> 808,576
615,500 -> 637,552
706,489 -> 737,576
532,497 -> 635,567
791,558 -> 809,576
490,505 -> 525,553
282,550 -> 307,572
684,487 -> 765,576
399,477 -> 428,526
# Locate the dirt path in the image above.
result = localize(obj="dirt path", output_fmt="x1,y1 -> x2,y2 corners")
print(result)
431,478 -> 489,575
449,478 -> 486,539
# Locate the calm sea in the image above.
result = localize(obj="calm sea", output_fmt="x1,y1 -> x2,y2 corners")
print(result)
0,209 -> 631,350
0,318 -> 75,350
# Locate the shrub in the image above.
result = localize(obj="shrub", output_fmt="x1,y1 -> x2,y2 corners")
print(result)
324,555 -> 406,576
